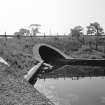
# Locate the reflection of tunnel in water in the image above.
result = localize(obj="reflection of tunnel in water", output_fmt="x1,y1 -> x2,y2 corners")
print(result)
39,46 -> 65,66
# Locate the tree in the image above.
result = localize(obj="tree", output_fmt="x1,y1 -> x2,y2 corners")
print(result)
87,22 -> 104,50
86,22 -> 104,35
87,26 -> 95,35
70,26 -> 84,38
14,28 -> 30,39
14,28 -> 30,36
19,28 -> 30,36
29,24 -> 41,36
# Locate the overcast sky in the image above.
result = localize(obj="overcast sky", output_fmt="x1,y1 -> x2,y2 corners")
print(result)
0,0 -> 105,35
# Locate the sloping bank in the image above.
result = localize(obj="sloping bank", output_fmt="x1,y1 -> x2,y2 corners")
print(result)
0,65 -> 54,105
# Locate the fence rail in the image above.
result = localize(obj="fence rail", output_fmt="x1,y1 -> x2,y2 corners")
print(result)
0,34 -> 105,38
0,35 -> 66,38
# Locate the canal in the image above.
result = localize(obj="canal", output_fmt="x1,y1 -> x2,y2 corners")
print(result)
35,66 -> 105,105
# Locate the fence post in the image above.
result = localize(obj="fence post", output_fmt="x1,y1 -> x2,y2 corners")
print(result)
30,34 -> 34,41
5,32 -> 7,41
82,36 -> 85,44
44,33 -> 46,38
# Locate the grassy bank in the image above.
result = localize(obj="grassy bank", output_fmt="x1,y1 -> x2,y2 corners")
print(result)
0,37 -> 56,105
0,65 -> 54,105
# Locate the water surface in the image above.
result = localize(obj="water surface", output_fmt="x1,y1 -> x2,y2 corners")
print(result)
35,66 -> 105,105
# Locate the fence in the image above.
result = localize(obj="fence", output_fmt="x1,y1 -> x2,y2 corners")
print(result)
0,34 -> 105,38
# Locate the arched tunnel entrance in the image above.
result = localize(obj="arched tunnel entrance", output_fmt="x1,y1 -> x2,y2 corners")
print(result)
39,45 -> 65,65
33,43 -> 70,67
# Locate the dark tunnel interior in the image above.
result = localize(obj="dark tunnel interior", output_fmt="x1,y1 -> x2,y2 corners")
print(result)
39,46 -> 65,65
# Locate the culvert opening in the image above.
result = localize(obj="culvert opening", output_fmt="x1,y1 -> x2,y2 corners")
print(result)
39,46 -> 65,65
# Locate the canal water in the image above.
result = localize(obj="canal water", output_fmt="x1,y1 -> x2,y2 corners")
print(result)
35,66 -> 105,105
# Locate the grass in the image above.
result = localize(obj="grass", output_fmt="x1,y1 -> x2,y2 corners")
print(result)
0,37 -> 55,105
0,65 -> 54,105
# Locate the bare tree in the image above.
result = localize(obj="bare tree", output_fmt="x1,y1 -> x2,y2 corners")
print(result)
29,24 -> 41,36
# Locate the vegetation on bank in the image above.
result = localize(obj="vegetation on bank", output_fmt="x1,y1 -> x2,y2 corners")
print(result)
0,65 -> 54,105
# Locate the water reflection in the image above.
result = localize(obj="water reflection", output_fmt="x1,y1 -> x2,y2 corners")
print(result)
38,65 -> 105,79
35,66 -> 105,105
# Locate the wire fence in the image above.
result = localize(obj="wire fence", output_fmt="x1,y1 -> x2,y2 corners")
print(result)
0,34 -> 105,43
0,34 -> 105,38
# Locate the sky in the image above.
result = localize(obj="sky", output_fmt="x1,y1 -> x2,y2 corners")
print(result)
0,0 -> 105,35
